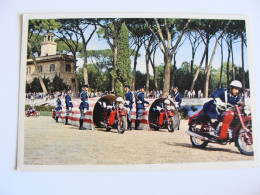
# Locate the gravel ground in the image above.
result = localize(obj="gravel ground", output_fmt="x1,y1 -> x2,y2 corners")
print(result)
24,116 -> 254,165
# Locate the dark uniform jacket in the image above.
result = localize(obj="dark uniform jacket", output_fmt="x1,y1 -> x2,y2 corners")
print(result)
56,98 -> 62,110
79,91 -> 89,110
172,91 -> 182,107
65,94 -> 73,108
136,91 -> 149,109
125,91 -> 134,110
203,88 -> 240,119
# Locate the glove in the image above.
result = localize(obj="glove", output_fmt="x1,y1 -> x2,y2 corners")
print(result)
214,98 -> 226,110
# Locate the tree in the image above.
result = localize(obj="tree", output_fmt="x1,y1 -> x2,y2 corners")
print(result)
145,18 -> 191,96
95,19 -> 125,92
113,22 -> 132,97
27,19 -> 59,93
55,19 -> 83,94
49,74 -> 67,92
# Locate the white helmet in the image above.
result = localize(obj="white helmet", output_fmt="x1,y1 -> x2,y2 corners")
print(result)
230,80 -> 242,88
116,97 -> 124,102
164,99 -> 170,105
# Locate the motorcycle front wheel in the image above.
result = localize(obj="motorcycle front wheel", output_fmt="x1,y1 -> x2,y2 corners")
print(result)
236,121 -> 253,156
190,126 -> 209,148
117,116 -> 127,134
167,117 -> 174,132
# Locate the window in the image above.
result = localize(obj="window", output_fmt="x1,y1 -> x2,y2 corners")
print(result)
38,66 -> 42,73
66,64 -> 71,72
50,64 -> 55,72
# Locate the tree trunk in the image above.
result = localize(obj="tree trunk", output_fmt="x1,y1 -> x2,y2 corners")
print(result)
150,49 -> 158,91
191,48 -> 195,80
218,38 -> 224,88
241,34 -> 245,93
132,44 -> 141,91
73,57 -> 79,96
163,53 -> 172,97
171,52 -> 176,88
145,52 -> 150,97
227,46 -> 230,87
191,47 -> 206,91
112,45 -> 117,92
204,35 -> 222,98
27,42 -> 48,93
230,39 -> 235,80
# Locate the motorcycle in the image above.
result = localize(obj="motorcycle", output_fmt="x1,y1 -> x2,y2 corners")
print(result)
26,110 -> 40,117
103,102 -> 127,134
152,104 -> 176,132
186,102 -> 253,156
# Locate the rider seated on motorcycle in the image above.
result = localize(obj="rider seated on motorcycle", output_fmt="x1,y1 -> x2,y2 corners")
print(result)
29,105 -> 35,114
152,99 -> 172,118
179,80 -> 242,127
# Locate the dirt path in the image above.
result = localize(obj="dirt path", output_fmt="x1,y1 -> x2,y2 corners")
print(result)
24,116 -> 254,165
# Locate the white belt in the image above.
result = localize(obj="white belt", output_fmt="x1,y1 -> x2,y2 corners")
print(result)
69,101 -> 72,103
137,101 -> 142,103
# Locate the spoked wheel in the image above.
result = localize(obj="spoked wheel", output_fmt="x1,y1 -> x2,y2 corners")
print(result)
105,119 -> 111,132
167,117 -> 174,132
236,121 -> 253,156
117,116 -> 126,134
189,125 -> 209,148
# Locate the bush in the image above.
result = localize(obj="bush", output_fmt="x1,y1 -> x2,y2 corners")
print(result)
25,105 -> 55,111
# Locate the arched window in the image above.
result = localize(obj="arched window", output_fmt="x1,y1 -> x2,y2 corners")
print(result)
38,66 -> 42,73
66,64 -> 71,72
50,64 -> 55,72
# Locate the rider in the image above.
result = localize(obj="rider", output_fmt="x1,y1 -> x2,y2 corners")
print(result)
124,84 -> 134,130
79,84 -> 89,130
135,86 -> 150,130
29,105 -> 35,114
55,94 -> 62,123
181,80 -> 242,126
65,88 -> 73,125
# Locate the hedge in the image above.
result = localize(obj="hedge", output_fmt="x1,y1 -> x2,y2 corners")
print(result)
25,105 -> 55,112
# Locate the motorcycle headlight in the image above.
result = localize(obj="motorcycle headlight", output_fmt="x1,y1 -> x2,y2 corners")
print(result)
167,106 -> 171,110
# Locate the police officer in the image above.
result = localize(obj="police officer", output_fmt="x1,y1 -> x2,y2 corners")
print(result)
181,80 -> 242,126
98,89 -> 104,97
79,84 -> 89,130
135,86 -> 149,130
55,94 -> 62,123
172,86 -> 182,108
124,84 -> 133,130
65,88 -> 73,125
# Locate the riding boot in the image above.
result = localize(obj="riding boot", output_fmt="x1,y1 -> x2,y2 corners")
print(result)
79,119 -> 86,130
55,116 -> 58,123
127,120 -> 132,130
65,117 -> 68,125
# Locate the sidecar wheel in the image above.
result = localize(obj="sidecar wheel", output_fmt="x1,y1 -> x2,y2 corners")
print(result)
167,117 -> 174,132
117,116 -> 127,134
236,121 -> 254,156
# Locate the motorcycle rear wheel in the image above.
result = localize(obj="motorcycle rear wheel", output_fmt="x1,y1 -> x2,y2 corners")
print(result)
167,117 -> 174,132
236,121 -> 253,156
117,116 -> 127,134
190,126 -> 209,148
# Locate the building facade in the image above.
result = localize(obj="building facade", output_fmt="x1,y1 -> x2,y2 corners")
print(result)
26,33 -> 76,92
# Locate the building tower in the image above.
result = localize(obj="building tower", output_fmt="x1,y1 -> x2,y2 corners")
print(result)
40,32 -> 58,57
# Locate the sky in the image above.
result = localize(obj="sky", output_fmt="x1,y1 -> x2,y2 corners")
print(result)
76,20 -> 248,75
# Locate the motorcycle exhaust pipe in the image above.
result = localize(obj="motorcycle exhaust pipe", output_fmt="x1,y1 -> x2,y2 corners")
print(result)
186,131 -> 209,141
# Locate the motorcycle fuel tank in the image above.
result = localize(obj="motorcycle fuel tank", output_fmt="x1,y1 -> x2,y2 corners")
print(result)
219,110 -> 234,140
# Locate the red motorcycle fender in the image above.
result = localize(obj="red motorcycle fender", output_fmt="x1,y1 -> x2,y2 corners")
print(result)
52,111 -> 56,118
108,110 -> 116,126
234,116 -> 252,139
119,109 -> 126,116
167,111 -> 174,117
219,111 -> 234,140
158,112 -> 165,126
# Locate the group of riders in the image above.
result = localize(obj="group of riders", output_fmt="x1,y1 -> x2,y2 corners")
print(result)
53,80 -> 244,132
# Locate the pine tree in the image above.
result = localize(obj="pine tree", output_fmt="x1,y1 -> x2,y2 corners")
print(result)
113,22 -> 132,97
